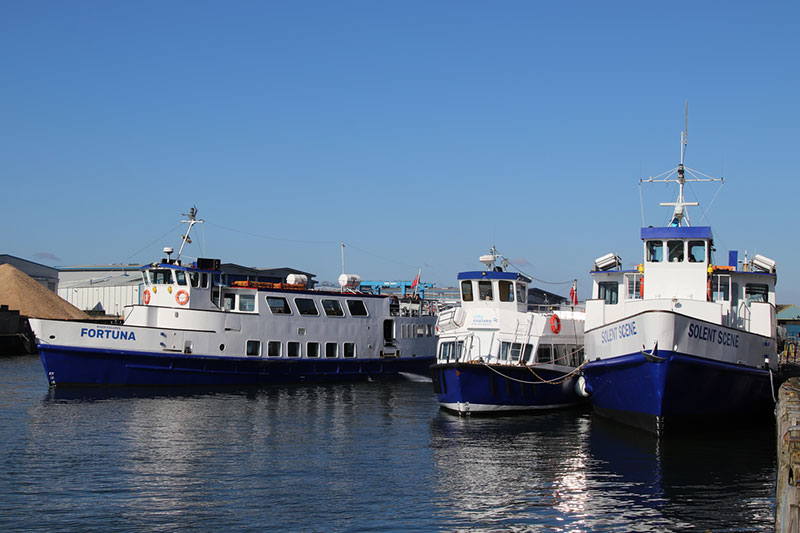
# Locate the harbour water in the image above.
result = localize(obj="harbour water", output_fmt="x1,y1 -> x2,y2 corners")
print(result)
0,355 -> 775,531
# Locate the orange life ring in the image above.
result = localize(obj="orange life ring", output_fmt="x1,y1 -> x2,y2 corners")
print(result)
550,314 -> 561,334
143,290 -> 151,305
175,290 -> 189,306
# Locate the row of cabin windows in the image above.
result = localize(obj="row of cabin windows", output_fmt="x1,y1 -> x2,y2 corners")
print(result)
438,341 -> 584,367
400,324 -> 434,338
646,240 -> 707,263
461,280 -> 527,303
224,294 -> 370,317
597,279 -> 770,304
245,340 -> 357,358
145,269 -> 212,289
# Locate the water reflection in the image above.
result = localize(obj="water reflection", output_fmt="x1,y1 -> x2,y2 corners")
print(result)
431,410 -> 776,530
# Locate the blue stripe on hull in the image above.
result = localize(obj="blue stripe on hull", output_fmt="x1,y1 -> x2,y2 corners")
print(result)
581,350 -> 776,435
39,345 -> 434,386
430,363 -> 585,412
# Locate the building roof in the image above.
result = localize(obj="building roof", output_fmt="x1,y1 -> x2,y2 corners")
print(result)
778,305 -> 800,320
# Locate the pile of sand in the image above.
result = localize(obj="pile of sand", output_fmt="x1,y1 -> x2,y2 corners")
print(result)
0,264 -> 89,320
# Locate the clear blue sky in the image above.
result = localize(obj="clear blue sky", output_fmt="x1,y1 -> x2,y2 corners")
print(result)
2,1 -> 798,302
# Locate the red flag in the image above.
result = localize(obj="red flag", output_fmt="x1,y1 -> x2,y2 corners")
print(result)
411,269 -> 421,289
569,281 -> 578,305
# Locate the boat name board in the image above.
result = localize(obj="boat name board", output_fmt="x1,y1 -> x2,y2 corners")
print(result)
80,327 -> 137,341
600,320 -> 637,344
687,323 -> 739,348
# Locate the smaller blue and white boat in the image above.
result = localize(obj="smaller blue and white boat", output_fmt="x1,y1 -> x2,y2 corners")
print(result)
430,249 -> 586,414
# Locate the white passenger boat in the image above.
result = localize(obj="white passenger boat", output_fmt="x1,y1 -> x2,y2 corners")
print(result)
430,250 -> 586,414
29,209 -> 436,386
580,123 -> 778,435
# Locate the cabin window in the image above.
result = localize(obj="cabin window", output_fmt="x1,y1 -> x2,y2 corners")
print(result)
343,342 -> 356,358
478,280 -> 493,301
239,294 -> 256,312
267,341 -> 281,357
325,342 -> 338,358
175,271 -> 187,286
569,345 -> 583,367
499,281 -> 514,302
516,284 -> 527,303
201,273 -> 209,288
426,325 -> 433,337
141,272 -> 151,286
321,299 -> 344,317
246,340 -> 261,357
150,269 -> 173,284
417,325 -> 425,337
223,293 -> 235,311
646,241 -> 663,262
536,344 -> 552,364
668,240 -> 684,262
745,283 -> 769,303
598,282 -> 618,305
307,342 -> 320,358
439,341 -> 453,362
266,296 -> 291,314
461,280 -> 474,302
511,343 -> 522,362
500,342 -> 511,362
287,342 -> 300,357
346,300 -> 368,316
688,241 -> 706,263
295,298 -> 319,316
456,341 -> 464,360
711,274 -> 730,302
553,344 -> 567,365
523,344 -> 534,364
625,273 -> 643,300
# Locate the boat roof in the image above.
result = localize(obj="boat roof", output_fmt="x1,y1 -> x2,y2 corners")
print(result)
640,226 -> 713,240
141,262 -> 220,274
457,270 -> 532,283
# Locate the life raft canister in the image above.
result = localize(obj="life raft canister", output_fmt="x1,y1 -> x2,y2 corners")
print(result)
550,314 -> 561,334
175,290 -> 189,306
143,290 -> 151,305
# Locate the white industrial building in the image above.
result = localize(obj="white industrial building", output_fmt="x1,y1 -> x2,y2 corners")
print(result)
57,265 -> 144,317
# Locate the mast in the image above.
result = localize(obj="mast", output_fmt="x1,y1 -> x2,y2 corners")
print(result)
640,102 -> 723,227
176,206 -> 204,262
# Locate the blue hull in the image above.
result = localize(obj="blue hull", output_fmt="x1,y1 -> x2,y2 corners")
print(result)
581,350 -> 776,435
39,344 -> 435,386
430,363 -> 586,413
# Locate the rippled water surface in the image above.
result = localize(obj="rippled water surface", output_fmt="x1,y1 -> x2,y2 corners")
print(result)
0,355 -> 776,531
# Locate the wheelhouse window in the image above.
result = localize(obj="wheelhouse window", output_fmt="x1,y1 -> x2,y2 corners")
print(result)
646,240 -> 663,262
688,241 -> 706,263
478,280 -> 493,301
321,299 -> 344,317
516,283 -> 527,303
598,281 -> 618,305
745,283 -> 769,303
668,240 -> 684,262
461,280 -> 473,302
239,294 -> 256,312
175,271 -> 187,285
266,296 -> 291,314
499,280 -> 514,302
150,269 -> 173,284
295,298 -> 319,316
346,300 -> 368,316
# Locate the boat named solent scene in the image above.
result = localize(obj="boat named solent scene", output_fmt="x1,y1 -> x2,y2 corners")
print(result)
431,249 -> 586,414
29,209 -> 436,386
580,123 -> 778,436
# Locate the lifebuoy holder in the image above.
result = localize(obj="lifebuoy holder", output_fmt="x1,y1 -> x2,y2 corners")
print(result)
143,290 -> 151,305
550,314 -> 561,334
175,290 -> 189,306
